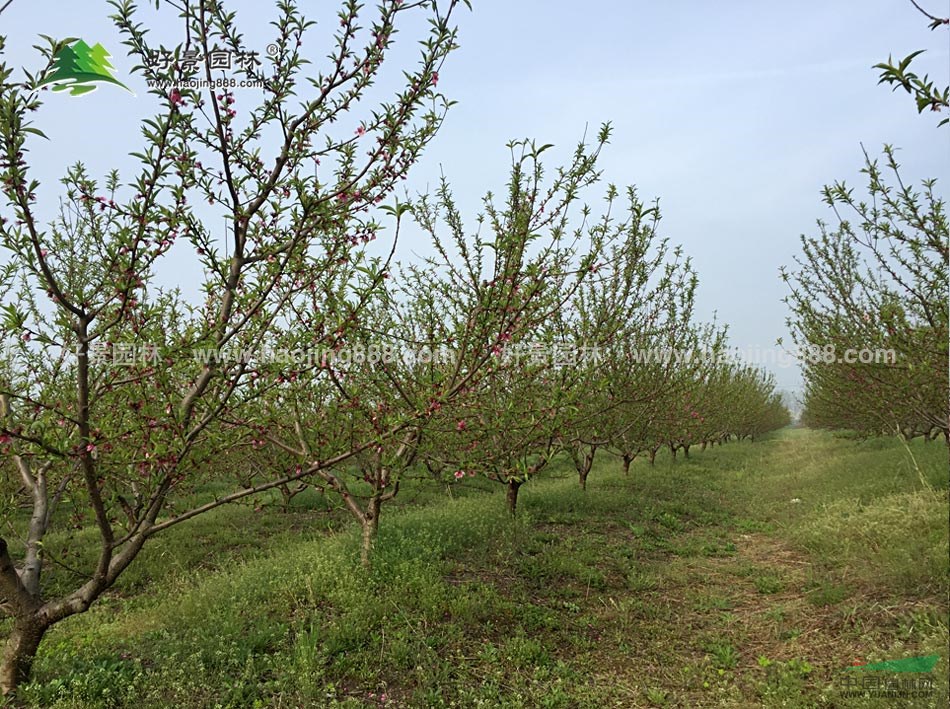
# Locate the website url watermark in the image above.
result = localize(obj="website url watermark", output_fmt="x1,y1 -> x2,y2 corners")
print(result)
146,78 -> 265,91
1,342 -> 898,370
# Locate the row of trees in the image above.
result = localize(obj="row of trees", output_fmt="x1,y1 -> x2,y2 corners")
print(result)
784,146 -> 948,443
783,2 -> 949,449
0,0 -> 786,694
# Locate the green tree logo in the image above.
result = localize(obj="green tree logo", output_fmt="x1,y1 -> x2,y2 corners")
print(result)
38,39 -> 131,97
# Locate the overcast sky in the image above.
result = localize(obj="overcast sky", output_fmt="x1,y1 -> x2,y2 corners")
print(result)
1,1 -> 948,393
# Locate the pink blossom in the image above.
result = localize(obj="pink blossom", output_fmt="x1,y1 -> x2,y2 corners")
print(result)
453,470 -> 464,479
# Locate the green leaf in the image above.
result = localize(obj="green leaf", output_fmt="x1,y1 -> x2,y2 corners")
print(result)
22,127 -> 48,140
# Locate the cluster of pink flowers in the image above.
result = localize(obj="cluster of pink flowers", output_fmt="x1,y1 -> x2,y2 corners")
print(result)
336,189 -> 364,203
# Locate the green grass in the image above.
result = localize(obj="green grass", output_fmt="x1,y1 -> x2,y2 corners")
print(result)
6,429 -> 949,708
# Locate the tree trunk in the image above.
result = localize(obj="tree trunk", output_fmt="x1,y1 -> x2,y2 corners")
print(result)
683,444 -> 690,459
621,453 -> 633,476
648,448 -> 657,466
359,496 -> 382,568
1,616 -> 48,696
506,479 -> 522,515
577,446 -> 596,491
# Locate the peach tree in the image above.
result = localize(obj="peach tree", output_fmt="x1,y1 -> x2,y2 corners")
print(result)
0,0 -> 466,693
783,147 -> 948,448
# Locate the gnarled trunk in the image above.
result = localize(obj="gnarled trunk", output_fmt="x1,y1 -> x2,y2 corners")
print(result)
576,445 -> 596,491
1,616 -> 48,696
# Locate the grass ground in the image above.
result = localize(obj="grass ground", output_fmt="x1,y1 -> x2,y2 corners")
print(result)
8,428 -> 949,708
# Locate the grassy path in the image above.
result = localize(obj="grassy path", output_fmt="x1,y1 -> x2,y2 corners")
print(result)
14,429 -> 949,708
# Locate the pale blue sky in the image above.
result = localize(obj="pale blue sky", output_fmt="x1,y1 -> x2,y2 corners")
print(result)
1,1 -> 948,391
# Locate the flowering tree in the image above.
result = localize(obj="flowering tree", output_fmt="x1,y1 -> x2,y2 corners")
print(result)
559,194 -> 694,488
256,260 -> 462,567
0,0 -> 465,693
254,128 -> 619,558
608,316 -> 713,466
652,323 -> 726,459
414,129 -> 617,514
786,2 -> 949,450
783,147 -> 949,450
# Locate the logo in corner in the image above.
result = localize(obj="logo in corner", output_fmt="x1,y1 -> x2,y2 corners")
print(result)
846,655 -> 940,673
38,39 -> 132,97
